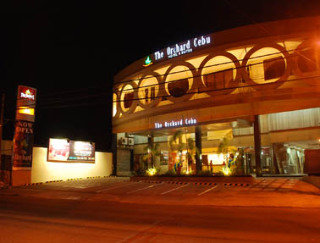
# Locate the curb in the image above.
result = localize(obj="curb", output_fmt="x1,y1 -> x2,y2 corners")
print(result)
134,180 -> 251,187
130,176 -> 254,184
302,176 -> 320,189
14,175 -> 113,188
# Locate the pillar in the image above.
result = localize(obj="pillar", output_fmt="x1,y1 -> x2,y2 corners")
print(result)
253,115 -> 262,176
111,133 -> 117,175
147,133 -> 154,168
195,126 -> 202,174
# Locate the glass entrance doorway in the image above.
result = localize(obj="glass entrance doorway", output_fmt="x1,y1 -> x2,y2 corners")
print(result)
126,107 -> 320,176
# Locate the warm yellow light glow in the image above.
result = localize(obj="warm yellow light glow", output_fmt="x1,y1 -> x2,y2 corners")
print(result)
185,169 -> 192,175
146,167 -> 157,176
186,55 -> 207,68
207,153 -> 225,165
227,48 -> 249,61
113,93 -> 117,117
18,107 -> 34,115
222,166 -> 231,176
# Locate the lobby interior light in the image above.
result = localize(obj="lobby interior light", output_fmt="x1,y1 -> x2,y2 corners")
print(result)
222,166 -> 231,176
146,167 -> 157,176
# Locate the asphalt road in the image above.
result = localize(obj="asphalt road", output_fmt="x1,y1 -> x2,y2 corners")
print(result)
0,177 -> 320,242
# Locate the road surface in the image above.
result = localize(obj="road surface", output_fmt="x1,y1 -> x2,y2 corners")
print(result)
0,177 -> 320,242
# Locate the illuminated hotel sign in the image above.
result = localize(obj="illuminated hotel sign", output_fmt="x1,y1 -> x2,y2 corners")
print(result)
153,35 -> 212,62
16,85 -> 37,122
18,86 -> 36,101
13,85 -> 37,168
155,118 -> 197,129
20,89 -> 35,100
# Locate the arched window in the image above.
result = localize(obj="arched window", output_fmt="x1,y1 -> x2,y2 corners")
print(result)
168,78 -> 189,97
120,84 -> 135,112
124,92 -> 134,109
165,65 -> 194,100
263,57 -> 285,80
200,54 -> 237,94
203,68 -> 233,90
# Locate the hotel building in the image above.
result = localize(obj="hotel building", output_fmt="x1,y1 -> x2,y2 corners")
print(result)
112,16 -> 320,176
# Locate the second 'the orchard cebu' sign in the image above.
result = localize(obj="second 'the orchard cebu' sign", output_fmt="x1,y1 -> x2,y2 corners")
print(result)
155,118 -> 197,129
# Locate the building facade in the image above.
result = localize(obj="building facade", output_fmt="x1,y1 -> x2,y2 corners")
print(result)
112,16 -> 320,176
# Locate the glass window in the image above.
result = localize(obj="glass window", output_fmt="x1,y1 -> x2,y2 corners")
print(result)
263,57 -> 285,80
203,68 -> 233,90
124,92 -> 134,109
151,87 -> 155,101
168,78 -> 189,97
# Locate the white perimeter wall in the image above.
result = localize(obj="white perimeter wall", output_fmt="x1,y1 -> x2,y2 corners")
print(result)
31,147 -> 113,183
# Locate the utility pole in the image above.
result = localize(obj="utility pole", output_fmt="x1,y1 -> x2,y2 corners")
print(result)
0,93 -> 5,160
0,93 -> 5,185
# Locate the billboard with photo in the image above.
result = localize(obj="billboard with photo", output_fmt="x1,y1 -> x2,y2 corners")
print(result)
47,138 -> 95,162
12,120 -> 34,167
68,141 -> 95,161
48,138 -> 70,161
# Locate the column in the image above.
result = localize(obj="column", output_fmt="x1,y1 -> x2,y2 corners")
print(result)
195,126 -> 202,174
111,133 -> 118,175
147,133 -> 154,168
253,115 -> 262,176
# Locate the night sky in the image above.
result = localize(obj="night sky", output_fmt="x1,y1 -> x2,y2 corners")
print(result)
1,0 -> 320,151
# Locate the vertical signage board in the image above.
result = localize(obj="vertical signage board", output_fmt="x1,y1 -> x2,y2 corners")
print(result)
11,85 -> 37,186
12,120 -> 34,167
16,85 -> 37,122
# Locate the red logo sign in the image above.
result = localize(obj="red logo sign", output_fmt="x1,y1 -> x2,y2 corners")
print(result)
18,86 -> 36,101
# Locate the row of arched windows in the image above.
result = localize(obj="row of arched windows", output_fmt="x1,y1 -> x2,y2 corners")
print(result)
113,40 -> 320,117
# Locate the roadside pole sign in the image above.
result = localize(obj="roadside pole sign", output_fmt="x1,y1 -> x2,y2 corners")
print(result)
12,85 -> 37,168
